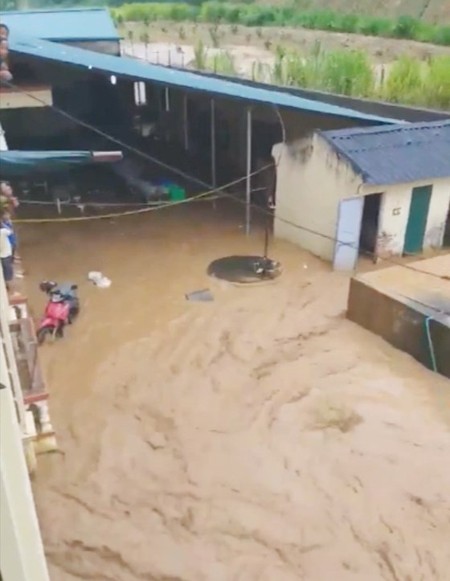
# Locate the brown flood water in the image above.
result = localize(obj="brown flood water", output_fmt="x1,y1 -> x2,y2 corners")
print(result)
19,201 -> 450,581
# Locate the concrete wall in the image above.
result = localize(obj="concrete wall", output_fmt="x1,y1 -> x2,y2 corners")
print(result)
274,130 -> 450,262
273,133 -> 362,260
364,177 -> 450,257
425,179 -> 450,248
374,184 -> 412,257
347,277 -> 450,378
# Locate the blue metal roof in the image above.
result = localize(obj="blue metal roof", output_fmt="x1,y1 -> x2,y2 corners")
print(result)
0,149 -> 122,177
0,8 -> 119,42
320,120 -> 450,185
8,32 -> 398,125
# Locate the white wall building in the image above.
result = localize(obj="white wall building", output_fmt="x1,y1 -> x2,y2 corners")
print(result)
0,269 -> 51,581
273,120 -> 450,270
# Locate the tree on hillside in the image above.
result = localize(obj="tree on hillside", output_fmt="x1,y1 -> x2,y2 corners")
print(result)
140,31 -> 150,59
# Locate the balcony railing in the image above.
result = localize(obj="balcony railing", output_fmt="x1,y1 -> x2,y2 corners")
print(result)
0,267 -> 50,581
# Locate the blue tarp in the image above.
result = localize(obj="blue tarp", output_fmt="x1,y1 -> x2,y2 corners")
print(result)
0,150 -> 121,176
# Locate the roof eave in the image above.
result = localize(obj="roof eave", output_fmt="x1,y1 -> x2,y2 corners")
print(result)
318,132 -> 368,179
363,173 -> 450,188
53,37 -> 120,43
8,34 -> 399,125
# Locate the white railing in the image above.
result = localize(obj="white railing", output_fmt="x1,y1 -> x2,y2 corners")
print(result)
0,266 -> 51,581
0,264 -> 27,432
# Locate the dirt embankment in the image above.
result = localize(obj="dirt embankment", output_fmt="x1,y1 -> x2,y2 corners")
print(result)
125,22 -> 450,65
19,205 -> 450,581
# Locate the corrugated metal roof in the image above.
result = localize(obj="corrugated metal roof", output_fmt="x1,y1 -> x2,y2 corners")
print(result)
228,74 -> 450,122
8,33 -> 399,125
0,149 -> 122,176
0,8 -> 119,42
320,120 -> 450,185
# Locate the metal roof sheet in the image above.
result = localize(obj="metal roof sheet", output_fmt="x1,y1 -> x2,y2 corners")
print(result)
0,149 -> 123,177
0,8 -> 119,42
320,120 -> 450,185
8,33 -> 398,124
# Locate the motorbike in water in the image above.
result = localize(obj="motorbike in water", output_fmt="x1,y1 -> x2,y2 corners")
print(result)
36,281 -> 80,345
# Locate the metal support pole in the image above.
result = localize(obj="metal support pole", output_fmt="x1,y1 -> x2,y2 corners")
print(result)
183,94 -> 189,151
164,87 -> 170,112
210,98 -> 217,188
245,107 -> 252,236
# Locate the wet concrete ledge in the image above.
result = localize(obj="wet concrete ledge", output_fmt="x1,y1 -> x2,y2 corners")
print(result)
347,256 -> 450,379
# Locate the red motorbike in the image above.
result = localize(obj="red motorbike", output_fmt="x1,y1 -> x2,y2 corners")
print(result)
36,281 -> 80,345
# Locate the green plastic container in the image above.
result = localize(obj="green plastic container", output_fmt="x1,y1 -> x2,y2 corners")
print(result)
169,185 -> 186,202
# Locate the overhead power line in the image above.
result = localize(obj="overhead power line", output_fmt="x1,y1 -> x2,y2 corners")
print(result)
3,80 -> 449,284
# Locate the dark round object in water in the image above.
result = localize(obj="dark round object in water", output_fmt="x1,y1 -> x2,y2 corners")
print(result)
207,255 -> 282,284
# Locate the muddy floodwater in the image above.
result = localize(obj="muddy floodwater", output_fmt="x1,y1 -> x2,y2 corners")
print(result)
19,202 -> 450,581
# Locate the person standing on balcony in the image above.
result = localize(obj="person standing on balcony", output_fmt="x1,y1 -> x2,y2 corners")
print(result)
0,212 -> 14,290
1,209 -> 16,258
0,182 -> 20,263
0,23 -> 12,85
0,181 -> 18,211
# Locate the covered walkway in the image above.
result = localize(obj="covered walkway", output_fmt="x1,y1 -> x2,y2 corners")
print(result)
8,32 -> 399,125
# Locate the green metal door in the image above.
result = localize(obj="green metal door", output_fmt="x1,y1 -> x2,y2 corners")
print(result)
403,185 -> 432,255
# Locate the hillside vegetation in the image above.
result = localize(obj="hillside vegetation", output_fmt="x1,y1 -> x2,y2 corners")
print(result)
256,0 -> 450,24
2,0 -> 449,24
113,2 -> 450,46
119,5 -> 450,109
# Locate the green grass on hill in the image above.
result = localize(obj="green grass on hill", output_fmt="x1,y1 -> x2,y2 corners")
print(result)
255,0 -> 450,25
112,2 -> 450,46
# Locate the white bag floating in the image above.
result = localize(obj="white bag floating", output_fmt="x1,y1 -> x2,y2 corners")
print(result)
88,271 -> 111,288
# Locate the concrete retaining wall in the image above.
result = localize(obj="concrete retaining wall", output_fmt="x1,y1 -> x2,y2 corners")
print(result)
347,278 -> 450,378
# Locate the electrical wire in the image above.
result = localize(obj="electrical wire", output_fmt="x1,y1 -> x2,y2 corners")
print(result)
3,80 -> 449,282
218,189 -> 450,282
10,167 -> 274,222
16,186 -> 268,207
3,78 -> 284,220
2,78 -> 285,191
425,316 -> 438,372
4,80 -> 212,189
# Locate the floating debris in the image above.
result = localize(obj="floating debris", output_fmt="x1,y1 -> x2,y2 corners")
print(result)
207,255 -> 282,284
185,289 -> 214,302
88,271 -> 111,288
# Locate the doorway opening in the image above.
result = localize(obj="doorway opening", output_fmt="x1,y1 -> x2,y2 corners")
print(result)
359,193 -> 382,259
444,204 -> 450,247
